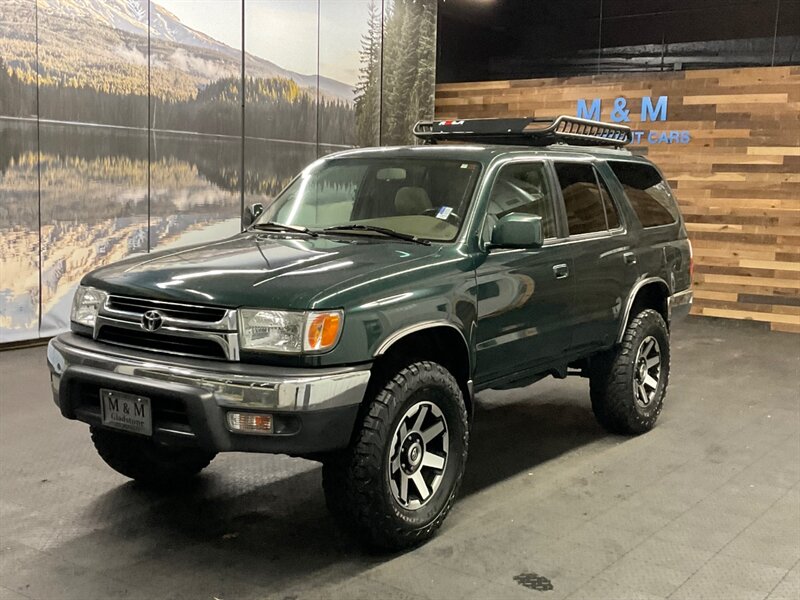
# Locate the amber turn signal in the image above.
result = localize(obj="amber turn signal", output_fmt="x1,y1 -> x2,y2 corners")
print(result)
306,311 -> 342,351
227,412 -> 273,434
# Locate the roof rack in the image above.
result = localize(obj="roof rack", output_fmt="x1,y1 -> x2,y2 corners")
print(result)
412,115 -> 632,148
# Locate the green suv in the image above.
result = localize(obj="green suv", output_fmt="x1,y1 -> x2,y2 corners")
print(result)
47,116 -> 693,549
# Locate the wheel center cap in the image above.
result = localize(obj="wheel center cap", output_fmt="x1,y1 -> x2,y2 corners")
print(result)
638,360 -> 647,379
408,442 -> 422,467
400,432 -> 425,474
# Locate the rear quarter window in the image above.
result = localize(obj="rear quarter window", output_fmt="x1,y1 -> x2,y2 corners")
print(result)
608,161 -> 679,228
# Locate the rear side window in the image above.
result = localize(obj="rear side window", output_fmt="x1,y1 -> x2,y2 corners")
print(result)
554,162 -> 618,235
609,161 -> 679,227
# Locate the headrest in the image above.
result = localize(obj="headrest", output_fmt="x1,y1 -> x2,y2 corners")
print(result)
395,186 -> 432,215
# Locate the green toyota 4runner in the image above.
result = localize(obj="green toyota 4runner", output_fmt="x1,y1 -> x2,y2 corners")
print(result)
47,116 -> 693,549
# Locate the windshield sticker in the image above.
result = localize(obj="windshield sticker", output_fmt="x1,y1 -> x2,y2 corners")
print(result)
436,206 -> 453,220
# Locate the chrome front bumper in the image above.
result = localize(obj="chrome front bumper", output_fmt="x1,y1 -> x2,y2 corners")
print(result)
47,333 -> 371,455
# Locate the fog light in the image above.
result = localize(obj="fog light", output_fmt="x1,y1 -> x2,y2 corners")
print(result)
227,412 -> 273,434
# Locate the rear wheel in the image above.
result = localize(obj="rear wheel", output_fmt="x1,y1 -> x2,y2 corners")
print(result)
322,361 -> 469,550
91,427 -> 215,489
589,309 -> 670,434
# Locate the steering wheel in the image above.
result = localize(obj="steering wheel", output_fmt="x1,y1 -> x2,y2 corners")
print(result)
421,207 -> 462,226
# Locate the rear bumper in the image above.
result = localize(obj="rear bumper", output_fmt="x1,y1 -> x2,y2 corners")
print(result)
47,333 -> 371,456
668,288 -> 693,322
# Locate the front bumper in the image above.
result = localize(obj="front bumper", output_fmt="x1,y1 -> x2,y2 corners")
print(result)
47,333 -> 371,456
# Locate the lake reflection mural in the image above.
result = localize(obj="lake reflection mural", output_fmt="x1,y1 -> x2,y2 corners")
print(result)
0,0 -> 437,342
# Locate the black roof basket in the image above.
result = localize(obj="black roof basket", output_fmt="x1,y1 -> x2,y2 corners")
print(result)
412,115 -> 632,148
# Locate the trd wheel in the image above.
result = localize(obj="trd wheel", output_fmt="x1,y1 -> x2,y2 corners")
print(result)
322,361 -> 469,550
633,335 -> 662,409
589,309 -> 670,435
91,427 -> 215,489
388,401 -> 449,510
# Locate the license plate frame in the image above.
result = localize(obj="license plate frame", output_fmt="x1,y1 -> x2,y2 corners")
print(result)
100,389 -> 152,436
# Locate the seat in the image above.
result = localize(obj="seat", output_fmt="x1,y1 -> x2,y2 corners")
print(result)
394,186 -> 432,215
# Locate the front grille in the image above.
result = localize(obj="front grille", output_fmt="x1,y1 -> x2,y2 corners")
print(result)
96,295 -> 237,360
97,325 -> 228,360
106,295 -> 227,323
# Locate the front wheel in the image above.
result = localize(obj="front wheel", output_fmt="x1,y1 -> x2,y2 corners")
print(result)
589,309 -> 670,435
322,361 -> 469,550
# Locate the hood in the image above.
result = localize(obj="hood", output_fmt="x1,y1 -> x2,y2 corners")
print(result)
83,232 -> 442,310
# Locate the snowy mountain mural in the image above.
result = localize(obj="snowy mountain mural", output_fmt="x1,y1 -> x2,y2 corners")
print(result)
0,0 -> 437,342
3,0 -> 353,101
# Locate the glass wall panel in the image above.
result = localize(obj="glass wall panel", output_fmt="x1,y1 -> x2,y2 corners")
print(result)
437,0 -> 797,82
149,0 -> 243,252
775,0 -> 800,66
319,0 -> 378,152
244,0 -> 318,209
0,0 -> 437,342
37,0 -> 149,335
381,0 -> 437,145
600,0 -> 778,73
0,0 -> 39,342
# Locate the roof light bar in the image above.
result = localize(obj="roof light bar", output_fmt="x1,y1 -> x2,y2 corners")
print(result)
413,115 -> 633,148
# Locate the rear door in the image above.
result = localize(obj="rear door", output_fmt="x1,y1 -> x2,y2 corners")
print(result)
474,159 -> 574,384
552,160 -> 639,354
607,160 -> 691,293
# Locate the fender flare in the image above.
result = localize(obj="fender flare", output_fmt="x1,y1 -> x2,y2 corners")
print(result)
617,277 -> 670,343
374,320 -> 470,361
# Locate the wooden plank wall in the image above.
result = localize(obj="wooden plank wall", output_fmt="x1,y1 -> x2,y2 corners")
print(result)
436,66 -> 800,332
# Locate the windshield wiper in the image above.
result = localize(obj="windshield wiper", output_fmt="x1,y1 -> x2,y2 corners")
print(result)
322,224 -> 431,245
252,221 -> 318,237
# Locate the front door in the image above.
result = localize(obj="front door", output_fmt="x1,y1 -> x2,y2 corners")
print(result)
474,160 -> 574,385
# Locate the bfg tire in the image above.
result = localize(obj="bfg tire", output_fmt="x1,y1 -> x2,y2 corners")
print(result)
589,309 -> 670,435
322,361 -> 469,550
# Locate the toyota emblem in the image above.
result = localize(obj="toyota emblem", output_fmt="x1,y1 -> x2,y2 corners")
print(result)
141,310 -> 163,332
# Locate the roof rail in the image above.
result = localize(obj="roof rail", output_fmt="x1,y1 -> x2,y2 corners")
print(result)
413,115 -> 632,148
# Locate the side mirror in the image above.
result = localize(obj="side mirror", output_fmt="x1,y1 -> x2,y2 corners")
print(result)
490,213 -> 544,249
243,203 -> 264,228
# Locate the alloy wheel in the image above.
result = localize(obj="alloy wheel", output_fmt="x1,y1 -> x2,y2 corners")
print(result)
388,400 -> 449,510
633,335 -> 661,408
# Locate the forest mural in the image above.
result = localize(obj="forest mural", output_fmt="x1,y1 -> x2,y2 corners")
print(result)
0,0 -> 437,343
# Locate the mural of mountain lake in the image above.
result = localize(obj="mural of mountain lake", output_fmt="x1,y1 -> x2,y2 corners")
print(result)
1,119 -> 322,339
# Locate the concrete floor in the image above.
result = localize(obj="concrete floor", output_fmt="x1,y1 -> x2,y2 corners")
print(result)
0,317 -> 798,600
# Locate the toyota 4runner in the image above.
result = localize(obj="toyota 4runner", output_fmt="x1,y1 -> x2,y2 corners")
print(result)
47,116 -> 693,549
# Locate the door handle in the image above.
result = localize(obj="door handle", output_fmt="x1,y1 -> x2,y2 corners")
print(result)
623,252 -> 637,265
553,263 -> 570,280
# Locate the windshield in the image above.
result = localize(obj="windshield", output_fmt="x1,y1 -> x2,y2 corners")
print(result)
254,157 -> 482,242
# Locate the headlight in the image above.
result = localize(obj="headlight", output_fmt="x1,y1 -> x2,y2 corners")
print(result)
239,309 -> 343,353
71,286 -> 108,328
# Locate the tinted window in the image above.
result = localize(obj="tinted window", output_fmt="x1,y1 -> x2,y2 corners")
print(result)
554,162 -> 609,235
484,162 -> 556,241
609,161 -> 679,227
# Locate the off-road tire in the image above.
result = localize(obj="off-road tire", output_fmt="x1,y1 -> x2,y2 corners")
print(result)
589,309 -> 670,435
91,427 -> 215,489
322,361 -> 469,550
